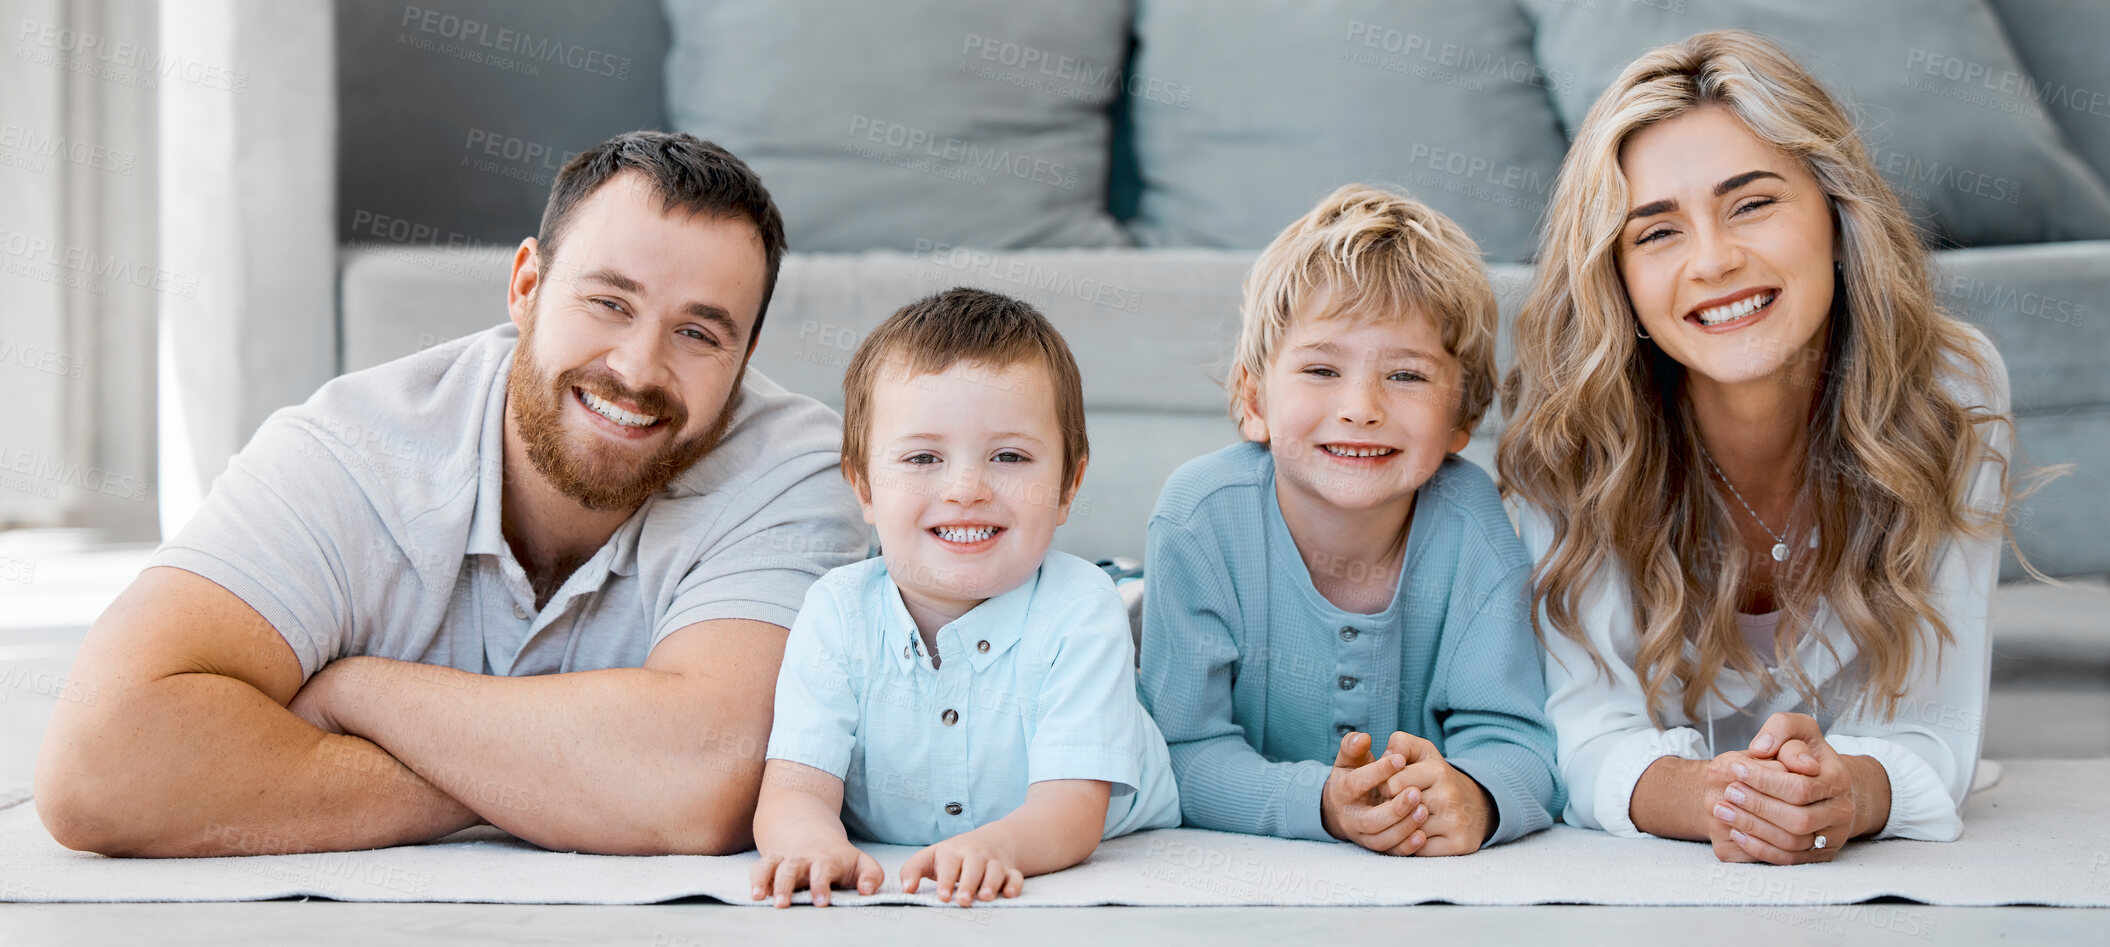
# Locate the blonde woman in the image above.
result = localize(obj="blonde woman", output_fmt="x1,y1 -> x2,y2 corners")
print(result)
1498,30 -> 2030,865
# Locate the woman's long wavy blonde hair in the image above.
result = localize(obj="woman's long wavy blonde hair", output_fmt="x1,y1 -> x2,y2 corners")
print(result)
1497,30 -> 2033,725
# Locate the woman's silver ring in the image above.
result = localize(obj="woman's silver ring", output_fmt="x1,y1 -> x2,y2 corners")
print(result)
1813,835 -> 1829,850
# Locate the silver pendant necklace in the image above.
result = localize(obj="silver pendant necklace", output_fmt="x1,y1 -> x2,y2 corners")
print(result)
1697,443 -> 1792,562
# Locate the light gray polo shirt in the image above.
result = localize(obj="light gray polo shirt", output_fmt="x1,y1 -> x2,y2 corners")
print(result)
150,324 -> 866,680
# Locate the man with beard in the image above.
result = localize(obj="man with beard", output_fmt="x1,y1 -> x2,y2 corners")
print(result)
35,132 -> 867,856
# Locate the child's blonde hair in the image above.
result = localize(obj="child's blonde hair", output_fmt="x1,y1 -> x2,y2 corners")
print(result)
1229,183 -> 1499,438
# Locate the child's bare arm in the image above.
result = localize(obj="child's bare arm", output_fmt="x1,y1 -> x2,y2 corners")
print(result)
749,759 -> 883,907
900,779 -> 1112,906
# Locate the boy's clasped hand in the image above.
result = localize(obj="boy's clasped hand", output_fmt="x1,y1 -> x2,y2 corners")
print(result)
1321,730 -> 1497,857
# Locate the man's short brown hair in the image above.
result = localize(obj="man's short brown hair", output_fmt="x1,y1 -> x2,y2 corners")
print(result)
538,131 -> 787,346
840,288 -> 1088,504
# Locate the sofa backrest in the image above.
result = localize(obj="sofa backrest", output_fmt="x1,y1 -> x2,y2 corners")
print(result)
337,0 -> 670,247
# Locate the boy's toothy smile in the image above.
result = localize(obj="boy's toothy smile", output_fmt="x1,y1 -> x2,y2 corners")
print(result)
1319,443 -> 1397,459
931,524 -> 1005,547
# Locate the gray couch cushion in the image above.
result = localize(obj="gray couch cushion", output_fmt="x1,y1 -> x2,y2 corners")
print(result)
662,0 -> 1132,252
1123,0 -> 1572,263
336,0 -> 670,245
1986,0 -> 2110,186
1932,241 -> 2110,414
1518,0 -> 2110,249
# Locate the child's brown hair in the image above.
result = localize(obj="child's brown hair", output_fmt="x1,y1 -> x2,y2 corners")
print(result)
840,287 -> 1088,503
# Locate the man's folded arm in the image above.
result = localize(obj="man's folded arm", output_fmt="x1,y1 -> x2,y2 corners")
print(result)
311,616 -> 785,855
34,566 -> 483,857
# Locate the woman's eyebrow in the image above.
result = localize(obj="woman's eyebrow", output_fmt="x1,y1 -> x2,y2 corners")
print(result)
1627,169 -> 1787,222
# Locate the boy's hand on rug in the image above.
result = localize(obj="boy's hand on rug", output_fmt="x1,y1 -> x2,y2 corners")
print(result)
1381,731 -> 1495,856
749,840 -> 884,908
1320,731 -> 1426,855
902,829 -> 1027,907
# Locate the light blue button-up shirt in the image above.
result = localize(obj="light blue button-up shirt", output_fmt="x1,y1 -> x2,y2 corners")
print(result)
767,551 -> 1181,846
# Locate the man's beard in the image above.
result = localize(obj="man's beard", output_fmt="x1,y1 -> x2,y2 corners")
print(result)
508,315 -> 739,511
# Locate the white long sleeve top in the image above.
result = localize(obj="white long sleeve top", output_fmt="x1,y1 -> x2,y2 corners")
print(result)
1523,328 -> 2008,842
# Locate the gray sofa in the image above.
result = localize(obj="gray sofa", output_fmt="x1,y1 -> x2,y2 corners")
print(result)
187,0 -> 2110,577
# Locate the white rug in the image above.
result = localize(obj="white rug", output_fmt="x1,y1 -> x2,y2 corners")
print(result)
1,760 -> 2103,907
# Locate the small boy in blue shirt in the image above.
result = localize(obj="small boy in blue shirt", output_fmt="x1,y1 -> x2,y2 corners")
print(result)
1139,185 -> 1563,855
751,288 -> 1179,908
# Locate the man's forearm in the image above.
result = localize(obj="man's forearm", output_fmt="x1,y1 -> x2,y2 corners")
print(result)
323,657 -> 765,854
38,671 -> 480,857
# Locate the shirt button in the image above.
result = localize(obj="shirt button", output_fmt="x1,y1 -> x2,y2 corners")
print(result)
976,639 -> 990,653
945,802 -> 963,816
1338,676 -> 1359,691
941,709 -> 959,726
512,604 -> 529,621
1339,626 -> 1358,642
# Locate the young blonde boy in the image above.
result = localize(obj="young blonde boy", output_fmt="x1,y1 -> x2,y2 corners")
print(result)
1139,184 -> 1562,854
751,288 -> 1179,907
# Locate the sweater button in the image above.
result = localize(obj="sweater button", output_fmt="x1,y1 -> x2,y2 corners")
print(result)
1339,626 -> 1357,642
1338,676 -> 1358,691
945,802 -> 963,816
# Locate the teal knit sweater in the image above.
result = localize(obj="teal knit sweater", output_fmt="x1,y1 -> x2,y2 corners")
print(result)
1138,442 -> 1564,845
